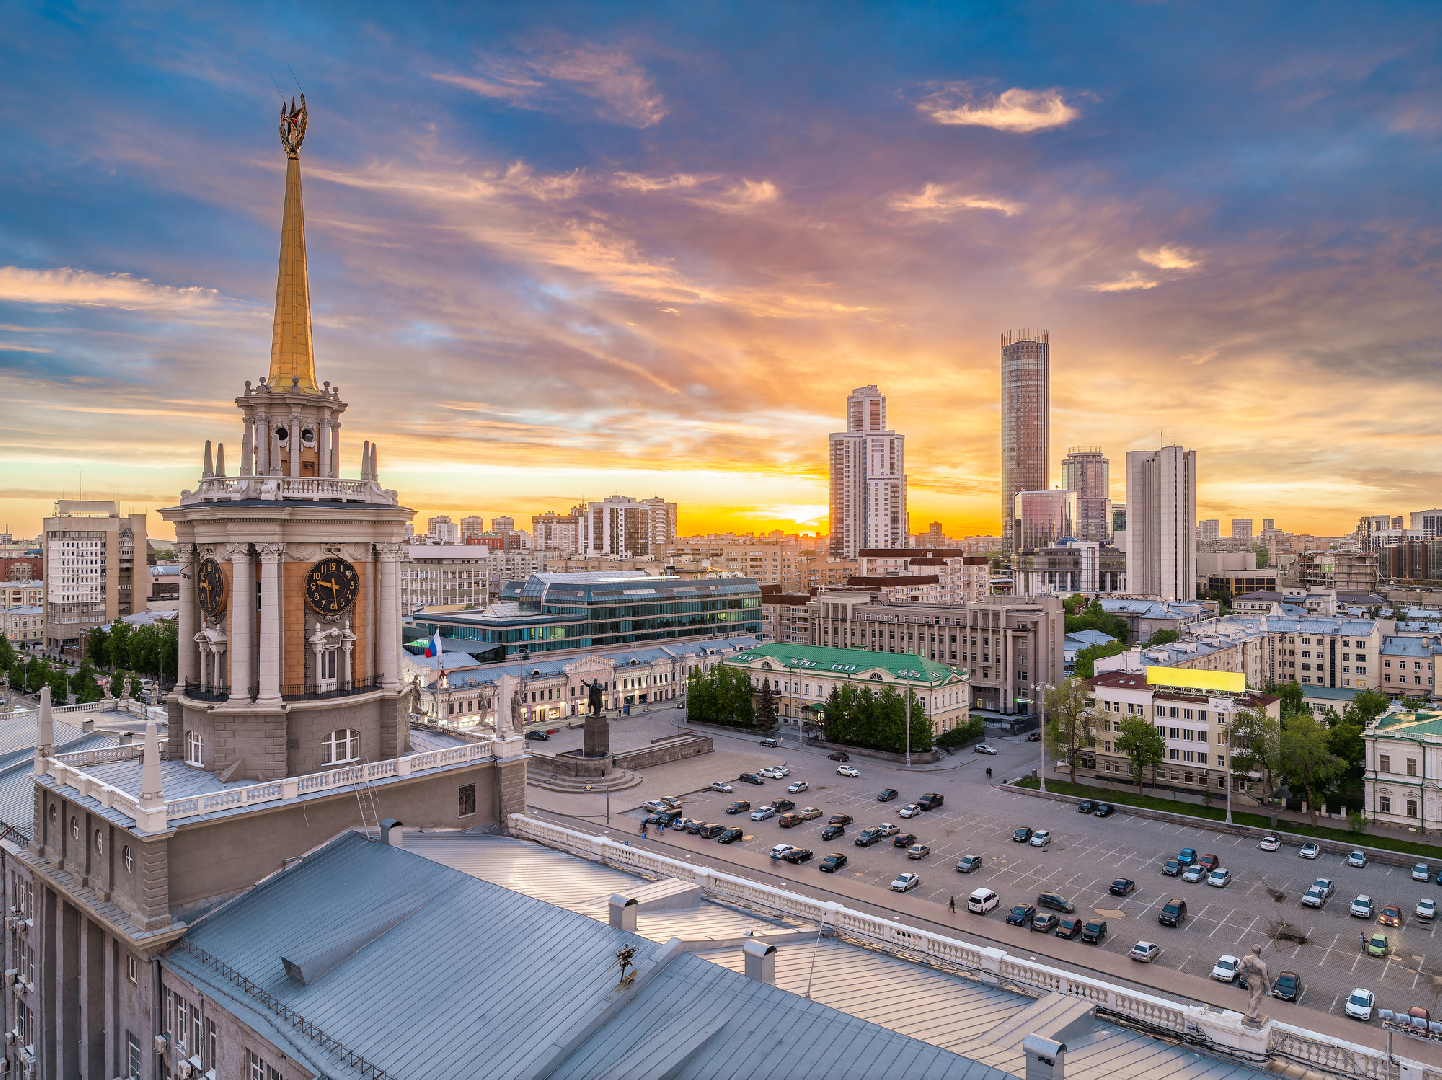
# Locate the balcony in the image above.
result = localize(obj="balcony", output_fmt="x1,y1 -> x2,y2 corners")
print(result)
183,683 -> 229,703
178,475 -> 397,507
280,677 -> 381,702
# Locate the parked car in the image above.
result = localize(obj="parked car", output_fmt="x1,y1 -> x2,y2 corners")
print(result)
685,819 -> 706,834
1032,913 -> 1060,934
819,852 -> 849,873
918,792 -> 944,811
757,767 -> 784,779
1036,893 -> 1076,914
709,781 -> 734,793
898,804 -> 922,818
1027,731 -> 1042,742
788,781 -> 809,794
1198,853 -> 1220,872
1367,932 -> 1389,957
1072,918 -> 1103,944
673,817 -> 700,833
1077,800 -> 1094,814
1005,904 -> 1038,927
893,832 -> 917,848
698,823 -> 725,839
1379,904 -> 1403,927
1258,836 -> 1281,852
907,844 -> 930,860
1029,830 -> 1052,848
645,797 -> 682,812
1182,865 -> 1206,883
974,743 -> 998,755
1130,941 -> 1161,963
876,823 -> 899,837
798,806 -> 823,820
1159,898 -> 1188,926
1110,878 -> 1136,897
1012,827 -> 1034,843
781,848 -> 814,865
725,801 -> 751,815
1299,842 -> 1320,859
1351,895 -> 1374,918
1348,850 -> 1369,868
1207,868 -> 1233,889
1211,955 -> 1242,983
956,855 -> 984,873
828,814 -> 854,826
1178,848 -> 1198,865
1344,988 -> 1375,1020
1272,971 -> 1303,1002
1301,886 -> 1329,909
1161,860 -> 1182,877
772,799 -> 796,813
1054,917 -> 1084,939
891,872 -> 921,893
855,828 -> 884,847
759,737 -> 779,748
718,828 -> 744,844
770,843 -> 796,860
1415,863 -> 1432,882
877,788 -> 899,802
524,730 -> 550,741
738,773 -> 765,785
751,805 -> 777,821
1419,898 -> 1437,920
821,824 -> 846,841
828,751 -> 850,761
967,888 -> 1000,914
777,813 -> 803,829
1093,803 -> 1114,817
837,765 -> 860,777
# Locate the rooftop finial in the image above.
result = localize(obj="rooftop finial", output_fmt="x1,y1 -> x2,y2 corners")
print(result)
279,94 -> 307,159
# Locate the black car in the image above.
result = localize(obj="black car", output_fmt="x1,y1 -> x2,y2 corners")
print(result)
524,730 -> 550,741
1158,898 -> 1188,926
1110,878 -> 1136,897
828,813 -> 854,826
725,801 -> 751,815
1271,970 -> 1303,1002
893,833 -> 917,848
646,809 -> 682,826
685,819 -> 706,834
772,799 -> 796,813
1080,919 -> 1108,944
956,855 -> 984,873
718,828 -> 744,843
828,752 -> 850,762
782,848 -> 814,864
1054,917 -> 1084,939
1031,913 -> 1060,934
1027,732 -> 1042,742
1036,893 -> 1076,914
738,773 -> 765,785
917,792 -> 944,811
698,822 -> 725,839
821,823 -> 846,841
878,788 -> 899,802
855,829 -> 884,847
1005,904 -> 1038,927
819,852 -> 848,873
1012,827 -> 1034,843
1093,803 -> 1114,818
1076,800 -> 1094,814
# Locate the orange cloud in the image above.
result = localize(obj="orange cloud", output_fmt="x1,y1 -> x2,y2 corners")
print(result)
890,183 -> 1022,216
918,85 -> 1080,132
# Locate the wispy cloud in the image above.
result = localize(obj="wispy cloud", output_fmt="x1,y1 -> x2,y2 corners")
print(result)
1086,270 -> 1158,292
0,267 -> 225,310
917,84 -> 1079,132
436,44 -> 667,127
890,183 -> 1022,216
1138,245 -> 1201,270
612,172 -> 704,193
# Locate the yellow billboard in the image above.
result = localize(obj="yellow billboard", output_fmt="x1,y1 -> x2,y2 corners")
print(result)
1145,666 -> 1245,694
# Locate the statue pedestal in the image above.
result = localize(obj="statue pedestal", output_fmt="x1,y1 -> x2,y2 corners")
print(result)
583,710 -> 610,759
1240,1014 -> 1267,1029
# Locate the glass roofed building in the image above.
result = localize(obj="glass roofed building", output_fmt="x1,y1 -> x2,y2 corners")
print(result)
409,571 -> 762,658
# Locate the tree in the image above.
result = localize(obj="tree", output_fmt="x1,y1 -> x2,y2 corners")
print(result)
111,669 -> 127,698
1342,689 -> 1391,728
104,621 -> 134,671
85,626 -> 110,667
1280,713 -> 1346,827
1230,706 -> 1283,828
1114,715 -> 1166,795
0,632 -> 13,673
1064,600 -> 1130,643
756,678 -> 778,729
1252,546 -> 1270,569
47,667 -> 69,705
1264,681 -> 1307,720
70,663 -> 103,704
1074,640 -> 1127,679
1145,629 -> 1180,647
1044,678 -> 1097,785
128,673 -> 143,699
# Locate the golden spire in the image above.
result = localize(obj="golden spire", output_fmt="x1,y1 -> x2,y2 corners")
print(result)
268,95 -> 318,393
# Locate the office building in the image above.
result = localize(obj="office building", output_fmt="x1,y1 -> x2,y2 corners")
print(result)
578,496 -> 678,557
1197,519 -> 1220,542
827,385 -> 908,558
1001,330 -> 1049,553
1411,509 -> 1442,539
1125,446 -> 1197,601
1111,507 -> 1128,553
1060,446 -> 1110,542
42,501 -> 149,655
427,514 -> 459,544
1013,489 -> 1077,552
1231,518 -> 1253,542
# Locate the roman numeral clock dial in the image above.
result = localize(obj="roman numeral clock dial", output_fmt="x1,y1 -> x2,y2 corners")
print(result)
304,556 -> 359,619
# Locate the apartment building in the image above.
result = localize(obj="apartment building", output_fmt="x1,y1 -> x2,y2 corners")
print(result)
400,544 -> 493,613
0,580 -> 44,611
579,496 -> 678,557
856,548 -> 989,603
760,587 -> 814,644
532,510 -> 581,553
0,606 -> 43,648
1380,635 -> 1442,698
42,500 -> 148,655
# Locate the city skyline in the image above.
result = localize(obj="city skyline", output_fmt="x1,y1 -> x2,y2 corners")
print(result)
4,4 -> 1442,541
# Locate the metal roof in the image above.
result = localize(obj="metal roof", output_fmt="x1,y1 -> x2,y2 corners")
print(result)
726,642 -> 964,684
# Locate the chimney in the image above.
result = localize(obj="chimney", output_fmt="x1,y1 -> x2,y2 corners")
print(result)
35,685 -> 53,762
608,894 -> 638,931
139,722 -> 163,806
379,818 -> 403,846
1023,1035 -> 1066,1080
742,939 -> 776,984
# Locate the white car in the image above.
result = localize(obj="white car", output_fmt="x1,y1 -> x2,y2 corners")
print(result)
967,888 -> 999,914
1129,941 -> 1161,963
974,743 -> 999,755
898,804 -> 922,818
709,781 -> 733,793
750,806 -> 777,821
1345,988 -> 1375,1020
787,781 -> 808,793
768,764 -> 791,778
1207,868 -> 1233,888
758,767 -> 785,779
1182,865 -> 1206,883
1351,895 -> 1373,918
1029,830 -> 1052,848
1299,842 -> 1320,859
1414,863 -> 1431,882
837,765 -> 860,777
1418,898 -> 1437,920
890,872 -> 921,893
769,843 -> 796,860
1258,836 -> 1281,852
1210,955 -> 1242,983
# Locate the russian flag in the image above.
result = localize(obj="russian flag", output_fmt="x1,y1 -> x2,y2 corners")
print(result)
425,630 -> 443,659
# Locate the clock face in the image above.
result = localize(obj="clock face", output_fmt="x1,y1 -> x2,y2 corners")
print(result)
196,558 -> 226,619
305,556 -> 359,618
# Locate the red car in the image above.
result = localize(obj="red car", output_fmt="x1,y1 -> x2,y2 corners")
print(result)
1198,853 -> 1220,873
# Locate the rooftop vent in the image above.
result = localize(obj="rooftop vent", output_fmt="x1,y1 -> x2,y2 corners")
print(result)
742,939 -> 776,983
281,907 -> 418,985
608,894 -> 638,931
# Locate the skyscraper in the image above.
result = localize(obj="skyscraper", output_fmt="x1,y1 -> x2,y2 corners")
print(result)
828,385 -> 907,558
1126,446 -> 1197,601
1013,489 -> 1077,551
1001,330 -> 1049,553
1060,446 -> 1110,543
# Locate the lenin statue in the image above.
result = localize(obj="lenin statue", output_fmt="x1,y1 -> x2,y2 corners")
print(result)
583,679 -> 610,759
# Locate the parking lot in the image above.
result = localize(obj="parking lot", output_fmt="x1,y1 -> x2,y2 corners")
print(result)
629,756 -> 1442,1024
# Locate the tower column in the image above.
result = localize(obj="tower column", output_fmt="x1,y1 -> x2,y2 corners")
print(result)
377,543 -> 403,691
227,543 -> 252,699
317,416 -> 331,479
331,421 -> 341,478
289,414 -> 301,477
270,420 -> 282,476
177,543 -> 198,687
256,544 -> 284,703
255,412 -> 269,475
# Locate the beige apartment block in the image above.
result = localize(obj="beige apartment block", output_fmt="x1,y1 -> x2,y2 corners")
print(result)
42,501 -> 148,655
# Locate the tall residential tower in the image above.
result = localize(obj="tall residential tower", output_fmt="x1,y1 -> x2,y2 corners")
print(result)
1126,445 -> 1197,601
1001,330 -> 1050,553
828,385 -> 907,558
1060,446 -> 1110,543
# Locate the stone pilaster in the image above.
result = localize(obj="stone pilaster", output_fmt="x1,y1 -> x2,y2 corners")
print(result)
176,543 -> 198,686
376,543 -> 404,691
227,542 -> 252,699
256,544 -> 284,704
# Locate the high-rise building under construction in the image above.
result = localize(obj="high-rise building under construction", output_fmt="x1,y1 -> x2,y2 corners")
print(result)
1001,330 -> 1050,553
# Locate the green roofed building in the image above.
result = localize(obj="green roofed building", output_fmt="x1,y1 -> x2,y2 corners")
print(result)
1364,704 -> 1442,831
721,642 -> 970,735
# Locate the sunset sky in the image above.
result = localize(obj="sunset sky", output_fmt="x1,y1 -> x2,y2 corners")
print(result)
3,2 -> 1440,542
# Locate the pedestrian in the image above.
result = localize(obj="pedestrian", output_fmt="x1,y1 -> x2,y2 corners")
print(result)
949,895 -> 956,914
1361,932 -> 1367,951
641,823 -> 648,839
986,767 -> 992,779
659,820 -> 666,835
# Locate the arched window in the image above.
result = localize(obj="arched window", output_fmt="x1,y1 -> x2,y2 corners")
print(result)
94,829 -> 103,854
70,816 -> 79,841
186,730 -> 204,767
123,846 -> 133,873
322,728 -> 360,765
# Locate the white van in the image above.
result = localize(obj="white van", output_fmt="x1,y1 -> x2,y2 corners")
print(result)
967,888 -> 1000,915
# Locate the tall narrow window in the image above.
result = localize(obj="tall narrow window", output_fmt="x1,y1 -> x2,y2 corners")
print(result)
186,730 -> 204,767
459,783 -> 476,818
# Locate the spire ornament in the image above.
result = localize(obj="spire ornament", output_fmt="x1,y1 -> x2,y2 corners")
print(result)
279,95 -> 307,158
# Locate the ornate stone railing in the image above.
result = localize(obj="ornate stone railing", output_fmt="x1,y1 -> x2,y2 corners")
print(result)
508,814 -> 1422,1080
179,475 -> 397,506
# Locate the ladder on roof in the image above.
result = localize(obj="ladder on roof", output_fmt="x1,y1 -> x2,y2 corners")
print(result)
355,775 -> 381,840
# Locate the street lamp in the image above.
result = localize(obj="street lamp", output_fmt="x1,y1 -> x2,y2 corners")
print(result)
1016,680 -> 1054,792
